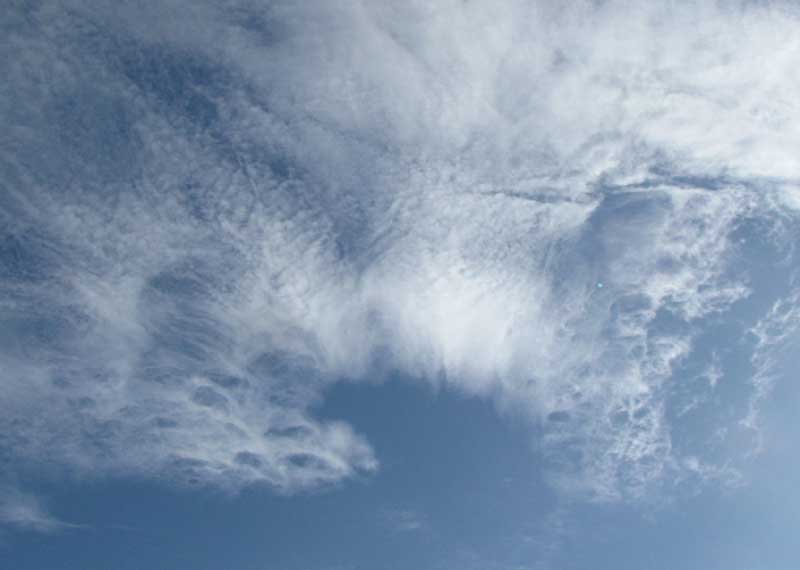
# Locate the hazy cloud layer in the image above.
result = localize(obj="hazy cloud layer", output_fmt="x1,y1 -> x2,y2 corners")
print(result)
2,0 -> 799,504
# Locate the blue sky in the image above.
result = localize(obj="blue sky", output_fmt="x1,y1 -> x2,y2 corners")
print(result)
2,1 -> 800,569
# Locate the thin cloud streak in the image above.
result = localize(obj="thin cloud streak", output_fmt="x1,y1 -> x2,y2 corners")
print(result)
0,488 -> 84,534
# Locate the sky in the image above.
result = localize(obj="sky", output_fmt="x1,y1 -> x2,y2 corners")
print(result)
1,1 -> 800,569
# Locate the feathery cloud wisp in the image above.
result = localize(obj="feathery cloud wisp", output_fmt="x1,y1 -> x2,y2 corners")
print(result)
1,0 -> 799,503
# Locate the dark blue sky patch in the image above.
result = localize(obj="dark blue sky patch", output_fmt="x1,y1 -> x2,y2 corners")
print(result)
117,45 -> 222,132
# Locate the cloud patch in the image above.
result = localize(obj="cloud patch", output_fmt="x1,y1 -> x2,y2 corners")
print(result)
0,487 -> 82,534
1,0 -> 799,504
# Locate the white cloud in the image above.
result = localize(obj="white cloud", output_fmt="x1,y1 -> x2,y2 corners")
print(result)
380,508 -> 427,533
1,0 -> 799,503
0,487 -> 81,534
742,285 -> 800,445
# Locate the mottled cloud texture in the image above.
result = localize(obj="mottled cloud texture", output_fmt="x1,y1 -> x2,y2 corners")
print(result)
2,0 -> 800,512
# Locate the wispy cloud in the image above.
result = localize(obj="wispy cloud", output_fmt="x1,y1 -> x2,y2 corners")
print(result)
1,0 -> 799,505
742,284 -> 800,447
0,488 -> 83,534
380,508 -> 428,533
